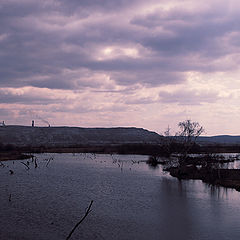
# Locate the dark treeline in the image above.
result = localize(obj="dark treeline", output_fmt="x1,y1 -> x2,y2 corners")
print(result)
1,141 -> 240,155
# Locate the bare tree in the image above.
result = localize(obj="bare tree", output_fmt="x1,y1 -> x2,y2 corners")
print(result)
177,119 -> 204,165
178,120 -> 204,144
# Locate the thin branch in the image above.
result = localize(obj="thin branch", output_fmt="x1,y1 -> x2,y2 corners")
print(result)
8,194 -> 12,202
66,200 -> 93,240
46,157 -> 53,167
34,158 -> 38,168
20,161 -> 30,170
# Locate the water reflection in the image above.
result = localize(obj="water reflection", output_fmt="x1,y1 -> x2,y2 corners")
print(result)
208,184 -> 229,199
156,177 -> 240,240
156,178 -> 193,239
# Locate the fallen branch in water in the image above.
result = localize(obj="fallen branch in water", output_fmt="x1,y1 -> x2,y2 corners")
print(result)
66,200 -> 93,240
46,157 -> 53,167
20,161 -> 30,170
34,157 -> 38,168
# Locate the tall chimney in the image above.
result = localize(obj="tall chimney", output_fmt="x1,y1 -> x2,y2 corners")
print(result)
32,120 -> 34,127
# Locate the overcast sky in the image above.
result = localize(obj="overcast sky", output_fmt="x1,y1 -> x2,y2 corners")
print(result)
1,0 -> 240,135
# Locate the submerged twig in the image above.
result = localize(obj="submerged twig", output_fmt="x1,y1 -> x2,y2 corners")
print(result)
0,161 -> 5,167
34,157 -> 38,168
20,161 -> 30,170
66,200 -> 94,240
46,157 -> 53,167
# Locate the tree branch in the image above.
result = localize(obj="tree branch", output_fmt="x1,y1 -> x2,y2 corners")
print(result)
20,161 -> 30,170
66,200 -> 93,240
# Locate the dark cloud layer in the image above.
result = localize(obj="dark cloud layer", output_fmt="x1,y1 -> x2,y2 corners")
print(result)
0,0 -> 239,130
0,0 -> 239,92
133,7 -> 240,58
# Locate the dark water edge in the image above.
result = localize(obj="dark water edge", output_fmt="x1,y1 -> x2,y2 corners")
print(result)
1,153 -> 240,240
169,166 -> 240,192
0,151 -> 33,161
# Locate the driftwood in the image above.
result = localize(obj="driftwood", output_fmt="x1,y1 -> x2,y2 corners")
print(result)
66,200 -> 93,240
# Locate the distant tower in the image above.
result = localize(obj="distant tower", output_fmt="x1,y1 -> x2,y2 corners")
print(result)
32,120 -> 34,127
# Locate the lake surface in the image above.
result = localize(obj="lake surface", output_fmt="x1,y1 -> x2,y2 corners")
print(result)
1,153 -> 240,240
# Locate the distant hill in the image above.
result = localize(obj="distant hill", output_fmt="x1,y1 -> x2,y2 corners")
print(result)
0,126 -> 162,148
1,125 -> 240,149
198,135 -> 240,145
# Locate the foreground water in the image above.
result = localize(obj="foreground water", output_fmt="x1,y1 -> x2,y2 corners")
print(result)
0,153 -> 240,240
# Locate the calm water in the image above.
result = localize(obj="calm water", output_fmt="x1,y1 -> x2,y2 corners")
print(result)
0,153 -> 240,240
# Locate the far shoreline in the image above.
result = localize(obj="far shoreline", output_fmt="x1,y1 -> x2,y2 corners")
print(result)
2,147 -> 240,192
1,142 -> 240,161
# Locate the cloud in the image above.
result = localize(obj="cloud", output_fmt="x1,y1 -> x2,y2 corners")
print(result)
110,70 -> 185,86
158,89 -> 220,105
132,5 -> 240,59
0,88 -> 61,105
0,108 -> 13,117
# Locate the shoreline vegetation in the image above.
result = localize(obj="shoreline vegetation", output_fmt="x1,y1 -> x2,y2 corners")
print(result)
169,166 -> 240,192
1,141 -> 240,154
1,143 -> 240,160
1,143 -> 240,191
146,153 -> 240,192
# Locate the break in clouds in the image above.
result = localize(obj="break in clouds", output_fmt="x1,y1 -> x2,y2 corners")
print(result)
0,0 -> 240,134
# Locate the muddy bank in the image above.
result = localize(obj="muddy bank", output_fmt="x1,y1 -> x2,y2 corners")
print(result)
168,166 -> 240,191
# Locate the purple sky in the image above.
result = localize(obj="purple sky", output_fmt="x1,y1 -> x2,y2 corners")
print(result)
0,0 -> 240,135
